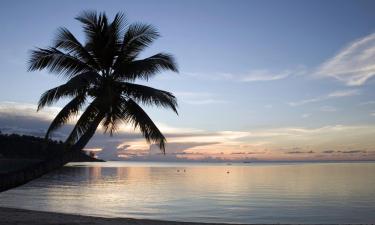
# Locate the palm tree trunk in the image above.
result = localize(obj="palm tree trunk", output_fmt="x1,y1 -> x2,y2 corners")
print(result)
0,115 -> 103,192
69,113 -> 104,151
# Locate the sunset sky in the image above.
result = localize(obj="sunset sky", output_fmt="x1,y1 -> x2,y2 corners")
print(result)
1,0 -> 375,161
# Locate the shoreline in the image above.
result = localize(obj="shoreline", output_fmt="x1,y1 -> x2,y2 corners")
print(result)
0,207 -> 251,225
0,207 -> 366,225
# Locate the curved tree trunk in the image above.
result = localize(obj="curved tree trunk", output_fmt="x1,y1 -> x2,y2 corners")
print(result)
69,120 -> 101,152
0,116 -> 103,192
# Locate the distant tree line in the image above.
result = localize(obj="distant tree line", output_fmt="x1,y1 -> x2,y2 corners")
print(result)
0,132 -> 101,161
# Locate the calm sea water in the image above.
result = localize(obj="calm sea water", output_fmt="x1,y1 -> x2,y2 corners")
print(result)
1,162 -> 375,224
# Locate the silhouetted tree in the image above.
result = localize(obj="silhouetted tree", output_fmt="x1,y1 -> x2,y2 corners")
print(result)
29,11 -> 178,152
0,11 -> 178,192
0,133 -> 100,161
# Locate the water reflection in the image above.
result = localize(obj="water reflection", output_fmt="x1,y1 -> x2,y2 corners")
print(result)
89,166 -> 101,182
0,162 -> 374,223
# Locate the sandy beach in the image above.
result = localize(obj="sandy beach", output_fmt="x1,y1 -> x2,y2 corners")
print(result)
0,207 -> 254,225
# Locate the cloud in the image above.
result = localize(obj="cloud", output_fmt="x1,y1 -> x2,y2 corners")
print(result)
117,142 -> 221,161
285,150 -> 314,154
322,150 -> 367,154
184,99 -> 226,105
155,122 -> 204,134
322,150 -> 335,154
230,151 -> 265,155
360,101 -> 375,106
182,66 -> 306,83
301,113 -> 311,118
113,124 -> 375,161
339,150 -> 367,154
0,101 -> 60,121
328,90 -> 359,98
1,101 -> 375,161
264,104 -> 273,109
319,106 -> 337,112
240,69 -> 293,82
0,102 -> 69,139
182,72 -> 234,81
316,32 -> 375,86
175,92 -> 227,105
288,89 -> 359,106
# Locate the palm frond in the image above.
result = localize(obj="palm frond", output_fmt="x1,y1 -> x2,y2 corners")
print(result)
108,12 -> 127,44
115,53 -> 178,81
113,23 -> 159,69
37,72 -> 100,110
45,94 -> 87,139
28,47 -> 94,78
100,12 -> 127,71
38,86 -> 76,111
122,23 -> 159,58
75,11 -> 100,40
123,99 -> 166,152
54,27 -> 100,70
76,10 -> 125,72
120,82 -> 178,114
101,96 -> 127,135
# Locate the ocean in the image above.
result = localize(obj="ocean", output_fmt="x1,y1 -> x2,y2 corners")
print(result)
0,161 -> 374,224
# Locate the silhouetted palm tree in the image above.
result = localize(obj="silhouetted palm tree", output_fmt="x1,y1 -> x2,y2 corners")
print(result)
0,11 -> 178,192
29,11 -> 178,152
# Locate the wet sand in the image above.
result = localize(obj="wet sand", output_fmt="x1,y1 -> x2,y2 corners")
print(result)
0,207 -> 252,225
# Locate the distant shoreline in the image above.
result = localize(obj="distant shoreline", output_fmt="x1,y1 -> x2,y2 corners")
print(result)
0,207 -> 252,225
69,160 -> 375,164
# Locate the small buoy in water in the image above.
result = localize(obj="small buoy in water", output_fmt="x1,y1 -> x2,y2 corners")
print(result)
227,171 -> 230,174
177,169 -> 180,172
183,169 -> 186,172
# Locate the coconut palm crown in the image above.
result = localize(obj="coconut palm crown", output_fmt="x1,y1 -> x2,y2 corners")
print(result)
28,11 -> 178,153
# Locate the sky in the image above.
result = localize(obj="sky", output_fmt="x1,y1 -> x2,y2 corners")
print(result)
1,0 -> 375,161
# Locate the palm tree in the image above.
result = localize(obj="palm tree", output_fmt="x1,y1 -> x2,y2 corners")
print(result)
0,11 -> 178,192
31,11 -> 178,151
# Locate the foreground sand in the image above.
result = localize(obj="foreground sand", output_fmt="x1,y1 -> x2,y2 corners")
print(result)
0,207 -> 253,225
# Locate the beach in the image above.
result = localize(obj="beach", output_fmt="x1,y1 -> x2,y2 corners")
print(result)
0,207 -> 250,225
